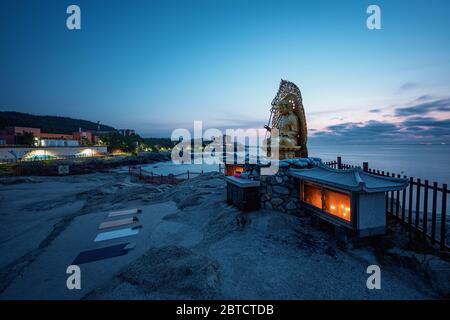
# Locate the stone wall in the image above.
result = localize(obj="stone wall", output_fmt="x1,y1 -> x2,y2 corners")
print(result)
260,166 -> 303,216
259,157 -> 322,216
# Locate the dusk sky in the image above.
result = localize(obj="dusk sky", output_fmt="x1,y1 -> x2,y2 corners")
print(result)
1,0 -> 449,143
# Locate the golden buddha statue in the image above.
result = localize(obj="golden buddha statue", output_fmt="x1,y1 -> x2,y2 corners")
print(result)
265,80 -> 308,159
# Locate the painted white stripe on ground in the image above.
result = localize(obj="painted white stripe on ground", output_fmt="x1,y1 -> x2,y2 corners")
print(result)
108,208 -> 141,217
94,227 -> 140,242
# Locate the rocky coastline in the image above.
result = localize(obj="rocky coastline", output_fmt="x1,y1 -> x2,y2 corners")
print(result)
0,152 -> 171,177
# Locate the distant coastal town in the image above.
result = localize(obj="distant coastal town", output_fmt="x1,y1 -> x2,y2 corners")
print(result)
0,111 -> 173,163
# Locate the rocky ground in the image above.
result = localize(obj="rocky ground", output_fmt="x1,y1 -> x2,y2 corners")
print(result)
0,170 -> 449,299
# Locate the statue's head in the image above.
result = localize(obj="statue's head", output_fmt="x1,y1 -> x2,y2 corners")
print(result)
278,103 -> 291,115
271,80 -> 303,108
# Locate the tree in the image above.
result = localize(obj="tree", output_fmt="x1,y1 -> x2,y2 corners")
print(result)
100,132 -> 143,153
16,132 -> 35,146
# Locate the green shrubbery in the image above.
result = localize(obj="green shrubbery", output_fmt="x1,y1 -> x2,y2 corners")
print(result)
99,133 -> 174,154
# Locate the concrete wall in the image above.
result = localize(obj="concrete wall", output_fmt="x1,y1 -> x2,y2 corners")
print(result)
0,146 -> 108,161
357,192 -> 386,236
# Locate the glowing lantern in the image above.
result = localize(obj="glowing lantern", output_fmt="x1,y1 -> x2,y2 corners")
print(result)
302,182 -> 351,222
225,164 -> 244,176
290,163 -> 408,237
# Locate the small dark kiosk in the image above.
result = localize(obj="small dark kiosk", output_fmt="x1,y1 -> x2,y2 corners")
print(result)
225,176 -> 261,212
289,163 -> 409,237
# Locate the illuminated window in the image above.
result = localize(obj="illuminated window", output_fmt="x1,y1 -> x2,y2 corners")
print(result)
323,188 -> 351,222
302,182 -> 351,222
225,165 -> 244,176
302,182 -> 322,209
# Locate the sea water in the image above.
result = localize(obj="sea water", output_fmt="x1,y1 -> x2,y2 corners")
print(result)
309,143 -> 450,185
143,144 -> 450,185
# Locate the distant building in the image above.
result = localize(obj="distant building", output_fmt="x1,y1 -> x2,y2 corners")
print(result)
40,132 -> 74,140
72,130 -> 95,144
0,126 -> 97,146
40,139 -> 79,147
95,130 -> 116,135
0,126 -> 41,145
118,129 -> 135,136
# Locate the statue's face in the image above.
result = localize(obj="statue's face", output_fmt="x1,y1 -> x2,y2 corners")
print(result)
278,104 -> 290,115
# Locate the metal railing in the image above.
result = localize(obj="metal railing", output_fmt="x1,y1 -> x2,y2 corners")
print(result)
129,166 -> 209,185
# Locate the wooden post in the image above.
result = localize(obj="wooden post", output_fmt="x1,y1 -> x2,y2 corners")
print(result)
415,178 -> 421,233
187,170 -> 190,179
408,177 -> 413,227
390,190 -> 394,216
395,174 -> 401,217
401,180 -> 406,223
337,156 -> 342,170
431,182 -> 438,244
423,180 -> 429,240
441,184 -> 447,250
385,192 -> 388,218
363,162 -> 369,172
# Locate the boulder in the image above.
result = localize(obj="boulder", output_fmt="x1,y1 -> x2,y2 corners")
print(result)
285,201 -> 298,210
271,197 -> 284,207
272,185 -> 290,195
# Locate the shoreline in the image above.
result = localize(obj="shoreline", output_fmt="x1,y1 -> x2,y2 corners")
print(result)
0,152 -> 171,177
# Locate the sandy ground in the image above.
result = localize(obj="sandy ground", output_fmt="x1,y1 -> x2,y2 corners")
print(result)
0,171 -> 446,299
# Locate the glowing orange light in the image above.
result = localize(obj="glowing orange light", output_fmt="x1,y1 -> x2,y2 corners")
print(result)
225,164 -> 244,176
324,188 -> 351,222
302,183 -> 323,209
302,183 -> 351,222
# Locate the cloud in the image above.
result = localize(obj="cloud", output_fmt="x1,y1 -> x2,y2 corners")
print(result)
394,98 -> 450,116
311,117 -> 450,144
399,82 -> 419,91
369,108 -> 382,113
415,95 -> 434,101
402,116 -> 450,128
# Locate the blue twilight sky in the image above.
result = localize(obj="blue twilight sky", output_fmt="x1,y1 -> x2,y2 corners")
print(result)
1,0 -> 449,143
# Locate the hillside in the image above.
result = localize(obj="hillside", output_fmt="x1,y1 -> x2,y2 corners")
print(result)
0,111 -> 116,134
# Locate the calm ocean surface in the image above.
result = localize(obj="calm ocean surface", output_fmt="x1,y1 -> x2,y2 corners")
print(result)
143,144 -> 450,185
308,144 -> 450,185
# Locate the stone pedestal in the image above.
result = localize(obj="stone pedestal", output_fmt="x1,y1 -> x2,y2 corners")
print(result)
259,166 -> 302,215
279,146 -> 303,160
267,146 -> 303,160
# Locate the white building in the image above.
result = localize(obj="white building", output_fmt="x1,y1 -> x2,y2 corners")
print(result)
39,139 -> 79,147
